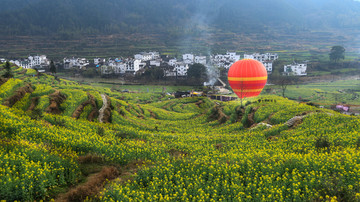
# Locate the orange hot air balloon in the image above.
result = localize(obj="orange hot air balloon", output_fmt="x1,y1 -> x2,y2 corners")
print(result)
228,59 -> 267,99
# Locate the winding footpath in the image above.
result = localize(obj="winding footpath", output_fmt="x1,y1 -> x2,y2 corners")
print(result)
98,94 -> 108,123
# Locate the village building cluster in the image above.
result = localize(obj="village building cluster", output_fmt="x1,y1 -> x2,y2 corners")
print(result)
95,52 -> 281,77
1,51 -> 309,76
7,55 -> 50,72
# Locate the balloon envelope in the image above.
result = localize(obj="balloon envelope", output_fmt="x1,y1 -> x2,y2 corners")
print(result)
228,59 -> 268,98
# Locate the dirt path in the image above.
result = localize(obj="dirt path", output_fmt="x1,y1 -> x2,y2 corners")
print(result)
55,166 -> 119,202
54,159 -> 144,202
98,94 -> 108,123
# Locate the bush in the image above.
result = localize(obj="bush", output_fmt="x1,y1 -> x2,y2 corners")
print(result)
241,106 -> 252,127
315,135 -> 331,152
30,109 -> 43,120
356,137 -> 360,149
52,117 -> 66,127
97,127 -> 105,136
264,124 -> 288,138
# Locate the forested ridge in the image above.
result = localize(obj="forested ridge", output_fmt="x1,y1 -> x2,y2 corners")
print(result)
1,0 -> 360,37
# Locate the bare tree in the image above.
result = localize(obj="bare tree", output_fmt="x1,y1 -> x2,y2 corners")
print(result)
270,74 -> 295,97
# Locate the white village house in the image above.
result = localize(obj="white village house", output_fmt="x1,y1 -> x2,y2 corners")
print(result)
211,52 -> 241,69
63,57 -> 89,69
150,60 -> 161,67
244,53 -> 278,62
113,63 -> 127,74
107,58 -> 126,74
165,60 -> 189,77
263,62 -> 273,72
99,51 -> 161,76
94,58 -> 106,65
100,58 -> 147,75
164,54 -> 200,77
283,62 -> 307,76
10,55 -> 49,69
132,59 -> 146,73
175,62 -> 189,76
134,51 -> 160,61
194,56 -> 207,65
183,54 -> 194,64
243,53 -> 278,73
226,52 -> 241,61
168,58 -> 177,66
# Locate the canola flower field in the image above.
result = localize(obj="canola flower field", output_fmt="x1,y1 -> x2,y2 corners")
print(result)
0,66 -> 360,201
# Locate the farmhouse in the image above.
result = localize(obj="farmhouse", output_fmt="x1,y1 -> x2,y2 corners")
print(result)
210,52 -> 241,69
194,56 -> 207,65
183,54 -> 194,64
243,53 -> 278,73
175,62 -> 189,76
20,60 -> 31,69
10,55 -> 49,69
168,58 -> 177,66
94,58 -> 106,65
283,62 -> 307,76
263,62 -> 273,72
134,51 -> 160,61
165,62 -> 189,77
63,57 -> 89,69
226,52 -> 241,61
150,60 -> 161,67
244,53 -> 278,62
121,59 -> 145,74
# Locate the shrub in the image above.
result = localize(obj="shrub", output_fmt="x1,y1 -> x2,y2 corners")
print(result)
315,135 -> 331,152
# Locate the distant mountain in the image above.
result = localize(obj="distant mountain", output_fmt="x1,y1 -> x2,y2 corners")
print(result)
1,0 -> 359,36
1,0 -> 42,11
1,0 -> 360,58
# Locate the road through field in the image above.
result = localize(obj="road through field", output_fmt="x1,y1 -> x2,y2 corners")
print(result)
98,94 -> 107,123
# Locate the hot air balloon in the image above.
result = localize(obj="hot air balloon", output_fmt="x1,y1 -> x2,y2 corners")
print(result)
228,59 -> 267,99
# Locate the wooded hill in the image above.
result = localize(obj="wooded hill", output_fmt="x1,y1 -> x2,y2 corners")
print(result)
1,0 -> 360,40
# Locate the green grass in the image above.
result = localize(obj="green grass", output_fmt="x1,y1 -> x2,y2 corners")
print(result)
262,78 -> 360,105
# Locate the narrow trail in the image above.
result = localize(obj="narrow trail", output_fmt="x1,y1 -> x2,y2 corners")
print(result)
54,159 -> 144,202
54,166 -> 119,202
98,94 -> 108,123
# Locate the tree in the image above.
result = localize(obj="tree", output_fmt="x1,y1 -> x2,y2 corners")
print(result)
187,63 -> 207,85
82,68 -> 98,78
187,63 -> 206,79
2,61 -> 13,78
329,46 -> 345,63
50,60 -> 56,75
270,74 -> 295,97
143,67 -> 164,81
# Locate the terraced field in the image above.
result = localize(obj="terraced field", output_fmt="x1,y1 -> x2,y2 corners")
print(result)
1,66 -> 360,201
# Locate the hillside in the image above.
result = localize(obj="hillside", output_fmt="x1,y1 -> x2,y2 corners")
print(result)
1,0 -> 360,58
1,65 -> 360,201
2,0 -> 360,35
